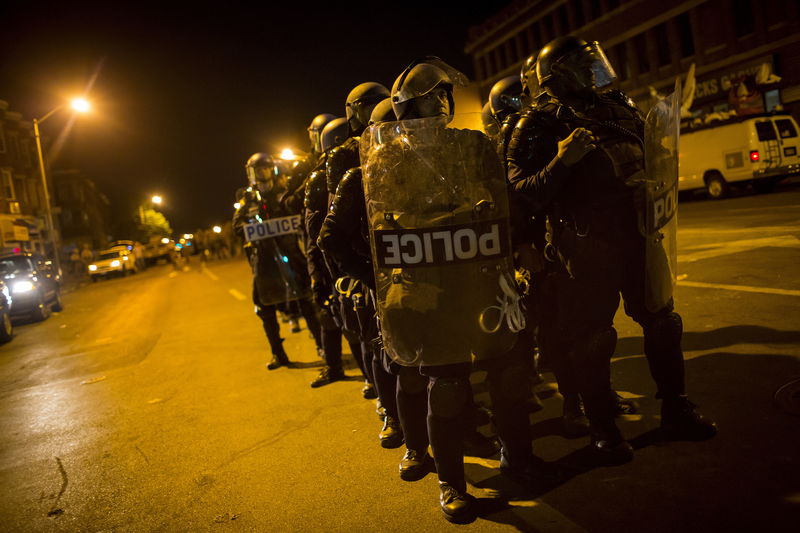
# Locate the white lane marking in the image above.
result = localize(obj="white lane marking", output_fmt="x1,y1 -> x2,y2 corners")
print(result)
677,235 -> 800,263
678,280 -> 800,297
228,289 -> 246,301
168,271 -> 178,278
203,267 -> 220,281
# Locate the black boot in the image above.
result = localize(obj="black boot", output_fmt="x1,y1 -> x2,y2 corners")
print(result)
362,381 -> 377,399
310,366 -> 345,388
399,448 -> 432,481
266,349 -> 290,370
661,395 -> 717,441
589,423 -> 633,465
439,482 -> 476,524
615,392 -> 639,415
562,394 -> 590,438
379,415 -> 404,449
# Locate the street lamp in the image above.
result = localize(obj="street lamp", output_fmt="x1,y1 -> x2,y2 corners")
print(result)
32,97 -> 91,274
212,225 -> 222,234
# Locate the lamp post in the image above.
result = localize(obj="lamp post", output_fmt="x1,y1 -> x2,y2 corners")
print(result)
32,98 -> 90,275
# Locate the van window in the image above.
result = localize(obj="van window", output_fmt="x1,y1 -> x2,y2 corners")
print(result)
775,119 -> 797,139
755,121 -> 777,141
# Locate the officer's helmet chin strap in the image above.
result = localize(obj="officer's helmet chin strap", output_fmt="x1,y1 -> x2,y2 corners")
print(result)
479,271 -> 526,334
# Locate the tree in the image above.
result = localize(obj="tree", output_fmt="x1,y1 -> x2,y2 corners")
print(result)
137,207 -> 172,241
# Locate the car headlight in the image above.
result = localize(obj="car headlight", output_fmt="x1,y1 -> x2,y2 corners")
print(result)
111,260 -> 121,267
89,264 -> 97,271
123,256 -> 129,261
12,280 -> 34,293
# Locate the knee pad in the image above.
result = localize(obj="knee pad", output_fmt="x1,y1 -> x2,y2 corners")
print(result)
492,363 -> 532,404
398,366 -> 427,395
429,377 -> 470,419
581,327 -> 617,360
646,312 -> 683,348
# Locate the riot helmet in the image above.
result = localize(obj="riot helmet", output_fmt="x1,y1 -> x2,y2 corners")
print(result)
489,75 -> 524,123
346,82 -> 390,135
368,97 -> 397,126
307,113 -> 336,153
536,36 -> 616,95
520,53 -> 539,98
391,56 -> 468,120
245,152 -> 279,192
481,102 -> 500,137
320,117 -> 349,153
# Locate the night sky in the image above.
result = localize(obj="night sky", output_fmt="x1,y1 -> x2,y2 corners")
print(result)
0,1 -> 512,235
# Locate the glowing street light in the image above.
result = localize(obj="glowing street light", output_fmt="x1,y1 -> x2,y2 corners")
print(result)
70,98 -> 90,113
280,148 -> 295,160
151,195 -> 162,205
212,226 -> 222,234
139,194 -> 164,224
233,202 -> 241,210
33,96 -> 91,274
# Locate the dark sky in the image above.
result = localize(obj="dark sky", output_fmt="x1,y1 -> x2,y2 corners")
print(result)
0,1 -> 512,234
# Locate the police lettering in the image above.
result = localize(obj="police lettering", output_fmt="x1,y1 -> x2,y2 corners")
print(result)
244,215 -> 302,242
375,220 -> 508,268
652,182 -> 678,230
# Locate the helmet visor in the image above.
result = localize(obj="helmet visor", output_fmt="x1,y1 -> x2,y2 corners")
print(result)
585,42 -> 616,88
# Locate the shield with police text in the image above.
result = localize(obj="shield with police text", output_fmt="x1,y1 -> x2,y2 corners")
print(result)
643,80 -> 681,313
248,213 -> 310,306
361,114 -> 520,367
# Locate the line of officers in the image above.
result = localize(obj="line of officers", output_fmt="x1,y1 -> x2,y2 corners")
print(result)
232,36 -> 717,525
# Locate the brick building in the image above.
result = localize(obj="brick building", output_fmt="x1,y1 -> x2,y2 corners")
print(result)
0,99 -> 48,255
465,0 -> 800,119
52,169 -> 111,251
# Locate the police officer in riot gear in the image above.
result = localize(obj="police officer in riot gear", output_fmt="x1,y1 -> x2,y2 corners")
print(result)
281,113 -> 337,217
322,83 -> 390,394
507,36 -> 716,463
236,153 -> 325,370
361,57 -> 547,524
304,117 -> 366,388
319,97 -> 404,448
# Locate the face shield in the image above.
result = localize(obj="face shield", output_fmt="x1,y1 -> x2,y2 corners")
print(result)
584,42 -> 616,88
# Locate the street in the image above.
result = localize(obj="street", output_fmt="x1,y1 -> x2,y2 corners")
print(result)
1,187 -> 799,532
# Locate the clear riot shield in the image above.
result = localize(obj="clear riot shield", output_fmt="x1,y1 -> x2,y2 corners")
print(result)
361,114 -> 521,367
643,80 -> 681,313
248,214 -> 310,306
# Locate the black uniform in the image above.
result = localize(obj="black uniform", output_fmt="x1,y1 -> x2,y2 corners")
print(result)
507,90 -> 689,434
234,189 -> 323,367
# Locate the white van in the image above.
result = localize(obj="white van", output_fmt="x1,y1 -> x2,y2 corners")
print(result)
679,113 -> 800,198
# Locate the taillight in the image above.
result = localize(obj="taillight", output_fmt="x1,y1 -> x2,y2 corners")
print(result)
750,150 -> 760,162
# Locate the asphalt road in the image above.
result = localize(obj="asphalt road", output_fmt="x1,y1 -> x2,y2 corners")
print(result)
0,187 -> 798,532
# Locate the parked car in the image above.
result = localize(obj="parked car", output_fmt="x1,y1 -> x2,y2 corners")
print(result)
0,252 -> 63,322
679,112 -> 800,198
0,280 -> 13,343
88,248 -> 138,281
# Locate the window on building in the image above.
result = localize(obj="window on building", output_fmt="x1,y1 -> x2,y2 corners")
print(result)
493,47 -> 505,72
0,126 -> 6,153
654,23 -> 671,67
764,89 -> 781,112
13,178 -> 28,204
614,42 -> 630,81
677,12 -> 695,57
732,0 -> 755,37
541,15 -> 552,44
505,39 -> 518,66
9,134 -> 20,160
634,33 -> 650,74
557,5 -> 570,33
2,169 -> 15,200
482,55 -> 493,78
573,0 -> 585,27
527,23 -> 540,51
590,0 -> 602,19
